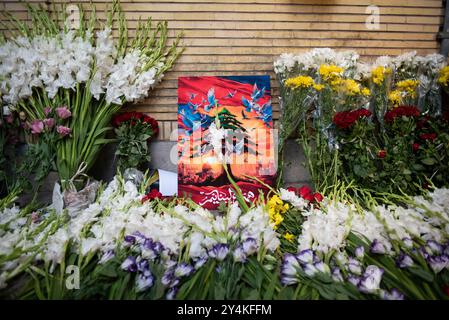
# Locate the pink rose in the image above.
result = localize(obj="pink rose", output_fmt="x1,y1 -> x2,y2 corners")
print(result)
57,125 -> 71,137
44,107 -> 52,117
30,120 -> 44,134
43,118 -> 55,129
56,106 -> 71,119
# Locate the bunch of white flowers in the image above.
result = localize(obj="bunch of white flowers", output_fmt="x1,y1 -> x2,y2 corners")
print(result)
0,28 -> 164,107
274,48 -> 359,78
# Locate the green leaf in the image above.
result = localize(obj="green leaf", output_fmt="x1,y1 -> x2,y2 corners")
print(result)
421,158 -> 436,166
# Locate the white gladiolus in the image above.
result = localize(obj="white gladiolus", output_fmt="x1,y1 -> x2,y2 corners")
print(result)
0,27 -> 162,107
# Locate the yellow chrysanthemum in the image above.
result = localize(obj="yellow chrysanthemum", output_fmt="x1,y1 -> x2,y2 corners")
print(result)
268,195 -> 289,229
388,90 -> 402,106
313,84 -> 325,91
361,87 -> 371,96
371,66 -> 392,85
396,79 -> 419,93
340,79 -> 361,96
284,75 -> 315,89
284,232 -> 295,243
438,66 -> 449,86
319,64 -> 344,82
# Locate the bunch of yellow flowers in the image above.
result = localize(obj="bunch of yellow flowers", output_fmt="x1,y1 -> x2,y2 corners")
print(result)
388,90 -> 402,107
371,66 -> 392,85
319,64 -> 344,86
396,79 -> 420,98
338,79 -> 371,96
267,194 -> 289,229
284,75 -> 324,91
438,66 -> 449,87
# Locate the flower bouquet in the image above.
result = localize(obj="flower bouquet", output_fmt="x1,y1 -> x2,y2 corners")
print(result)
112,112 -> 159,173
0,0 -> 183,191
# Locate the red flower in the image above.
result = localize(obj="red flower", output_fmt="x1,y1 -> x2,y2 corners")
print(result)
419,133 -> 437,141
313,193 -> 324,203
143,115 -> 159,138
141,188 -> 163,203
298,185 -> 312,198
112,112 -> 144,127
287,187 -> 297,193
303,193 -> 315,202
333,108 -> 372,129
412,143 -> 420,152
384,106 -> 420,123
377,149 -> 387,159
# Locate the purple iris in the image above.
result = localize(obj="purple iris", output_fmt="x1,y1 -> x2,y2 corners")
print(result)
303,263 -> 318,277
124,235 -> 136,245
348,275 -> 361,286
355,246 -> 365,260
314,261 -> 330,274
132,231 -> 147,244
331,268 -> 344,282
396,252 -> 414,268
242,238 -> 258,256
358,265 -> 384,294
208,243 -> 229,261
370,239 -> 386,254
166,287 -> 179,300
162,269 -> 179,288
99,250 -> 115,264
380,288 -> 405,300
427,255 -> 449,273
137,258 -> 150,272
280,254 -> 300,285
233,246 -> 247,263
141,239 -> 161,260
347,257 -> 362,275
174,263 -> 194,277
296,249 -> 314,265
194,256 -> 208,269
121,256 -> 137,272
136,273 -> 155,292
426,240 -> 443,255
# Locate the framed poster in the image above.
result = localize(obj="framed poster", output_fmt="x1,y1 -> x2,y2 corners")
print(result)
178,75 -> 276,209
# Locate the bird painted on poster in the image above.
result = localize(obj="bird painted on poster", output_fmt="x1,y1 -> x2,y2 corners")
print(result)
225,90 -> 237,98
256,112 -> 272,128
187,101 -> 201,111
204,88 -> 218,112
179,105 -> 213,135
251,83 -> 265,103
242,96 -> 254,112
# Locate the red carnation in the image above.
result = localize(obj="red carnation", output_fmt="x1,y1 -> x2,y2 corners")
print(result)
384,106 -> 420,123
298,185 -> 312,198
141,188 -> 163,203
313,193 -> 324,203
377,149 -> 387,159
419,133 -> 437,141
287,187 -> 297,193
333,108 -> 372,130
303,193 -> 315,202
412,143 -> 420,152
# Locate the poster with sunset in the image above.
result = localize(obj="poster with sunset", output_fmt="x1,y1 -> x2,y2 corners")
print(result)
178,75 -> 277,209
